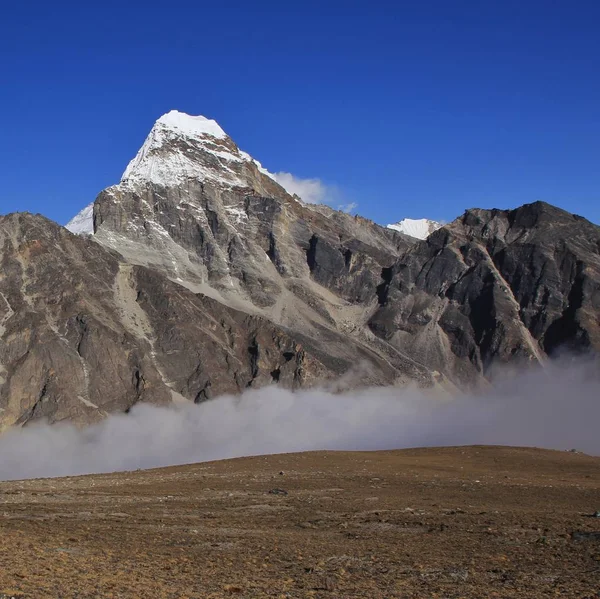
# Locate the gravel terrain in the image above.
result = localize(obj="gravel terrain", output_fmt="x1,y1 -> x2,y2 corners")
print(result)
0,446 -> 598,598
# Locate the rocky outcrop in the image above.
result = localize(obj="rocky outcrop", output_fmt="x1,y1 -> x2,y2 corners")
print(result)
0,213 -> 408,428
371,202 -> 600,387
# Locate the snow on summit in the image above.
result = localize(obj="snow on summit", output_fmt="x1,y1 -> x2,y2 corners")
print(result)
65,110 -> 339,233
120,110 -> 274,189
155,110 -> 227,140
387,218 -> 442,240
66,202 -> 94,235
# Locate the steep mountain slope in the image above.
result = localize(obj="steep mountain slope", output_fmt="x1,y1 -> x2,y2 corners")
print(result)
73,112 -> 600,393
371,202 -> 600,386
82,111 -> 436,387
0,212 -> 410,428
90,111 -> 411,307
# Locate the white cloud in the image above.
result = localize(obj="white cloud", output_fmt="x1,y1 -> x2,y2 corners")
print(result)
271,172 -> 357,213
272,171 -> 328,204
338,202 -> 358,213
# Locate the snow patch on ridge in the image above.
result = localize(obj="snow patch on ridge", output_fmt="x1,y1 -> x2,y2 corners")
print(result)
387,218 -> 442,240
66,203 -> 94,235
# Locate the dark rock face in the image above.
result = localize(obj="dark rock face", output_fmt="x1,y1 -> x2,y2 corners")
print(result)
0,200 -> 428,427
370,202 -> 600,387
0,213 -> 397,428
1,199 -> 598,427
93,180 -> 410,308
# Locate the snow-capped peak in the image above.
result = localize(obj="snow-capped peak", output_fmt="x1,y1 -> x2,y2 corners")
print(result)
120,110 -> 274,189
387,218 -> 442,240
65,110 -> 311,235
66,202 -> 94,235
155,110 -> 227,140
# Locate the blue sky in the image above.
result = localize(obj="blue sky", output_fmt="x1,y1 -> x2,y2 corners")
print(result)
1,0 -> 599,226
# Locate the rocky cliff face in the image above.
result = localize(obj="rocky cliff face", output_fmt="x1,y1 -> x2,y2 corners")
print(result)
371,202 -> 600,386
0,213 -> 391,429
89,112 -> 435,388
2,111 -> 599,426
90,111 -> 412,309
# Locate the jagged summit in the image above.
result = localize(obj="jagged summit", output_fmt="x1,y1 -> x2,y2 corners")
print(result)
66,110 -> 287,235
387,218 -> 442,240
119,109 -> 278,190
68,109 -> 406,320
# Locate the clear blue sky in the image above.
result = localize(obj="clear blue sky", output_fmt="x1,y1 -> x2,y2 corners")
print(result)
1,0 -> 599,226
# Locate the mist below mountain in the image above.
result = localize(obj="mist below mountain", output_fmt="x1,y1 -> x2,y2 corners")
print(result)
0,359 -> 597,481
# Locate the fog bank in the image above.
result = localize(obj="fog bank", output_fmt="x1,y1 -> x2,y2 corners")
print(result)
1,360 -> 598,481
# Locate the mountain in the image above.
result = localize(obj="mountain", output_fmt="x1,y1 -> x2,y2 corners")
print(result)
371,202 -> 600,386
0,212 -> 357,429
1,110 -> 598,427
387,218 -> 442,240
95,112 -> 411,298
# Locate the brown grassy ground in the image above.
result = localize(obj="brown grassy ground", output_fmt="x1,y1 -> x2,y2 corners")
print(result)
0,446 -> 598,598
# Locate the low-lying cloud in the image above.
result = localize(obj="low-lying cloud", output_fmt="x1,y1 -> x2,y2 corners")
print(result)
0,360 -> 598,481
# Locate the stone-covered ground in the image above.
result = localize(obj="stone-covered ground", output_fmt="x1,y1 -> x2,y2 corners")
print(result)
0,446 -> 598,598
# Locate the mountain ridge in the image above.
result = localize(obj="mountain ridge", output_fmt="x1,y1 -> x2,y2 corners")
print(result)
2,112 -> 599,427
